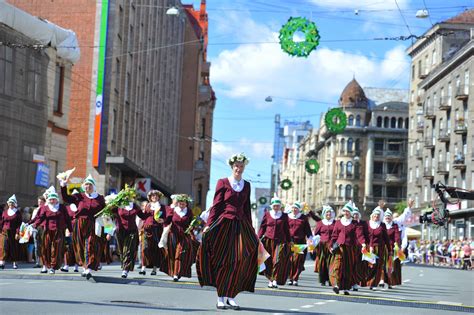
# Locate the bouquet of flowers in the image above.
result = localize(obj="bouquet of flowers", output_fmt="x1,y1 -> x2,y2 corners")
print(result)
307,235 -> 320,251
19,222 -> 33,244
291,244 -> 308,255
393,243 -> 406,261
361,249 -> 378,264
56,167 -> 76,181
257,240 -> 270,273
154,209 -> 163,223
95,184 -> 138,218
185,216 -> 203,234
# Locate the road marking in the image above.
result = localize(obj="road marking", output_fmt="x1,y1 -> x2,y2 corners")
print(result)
314,301 -> 326,305
419,274 -> 424,277
26,281 -> 40,284
289,309 -> 299,311
326,300 -> 336,303
437,301 -> 463,306
301,304 -> 314,308
0,282 -> 12,285
403,279 -> 411,283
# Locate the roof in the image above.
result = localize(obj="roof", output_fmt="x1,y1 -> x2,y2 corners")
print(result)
374,101 -> 408,111
444,8 -> 474,24
339,78 -> 368,109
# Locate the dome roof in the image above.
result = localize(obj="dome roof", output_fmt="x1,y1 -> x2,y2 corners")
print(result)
339,78 -> 368,108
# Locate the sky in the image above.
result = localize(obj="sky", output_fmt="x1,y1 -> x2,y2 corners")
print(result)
192,0 -> 474,207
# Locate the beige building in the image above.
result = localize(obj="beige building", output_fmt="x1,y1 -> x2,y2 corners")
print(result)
0,2 -> 78,205
280,79 -> 409,217
406,10 -> 474,240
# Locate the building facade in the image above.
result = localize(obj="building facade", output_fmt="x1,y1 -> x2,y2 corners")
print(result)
280,79 -> 409,217
0,2 -> 78,205
406,10 -> 474,240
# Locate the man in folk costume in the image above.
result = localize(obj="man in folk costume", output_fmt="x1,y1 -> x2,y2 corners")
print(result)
351,206 -> 368,290
0,195 -> 22,269
30,188 -> 72,274
60,174 -> 106,279
329,201 -> 367,295
383,209 -> 401,288
287,201 -> 312,286
366,207 -> 390,290
197,153 -> 259,310
258,194 -> 291,289
314,205 -> 336,286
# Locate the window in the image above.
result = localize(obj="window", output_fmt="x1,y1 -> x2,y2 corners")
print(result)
465,70 -> 470,94
415,166 -> 419,178
339,162 -> 344,176
377,117 -> 382,127
374,138 -> 384,151
353,185 -> 359,202
398,117 -> 403,129
338,185 -> 343,197
384,117 -> 389,128
374,161 -> 384,174
197,184 -> 203,206
354,162 -> 360,179
0,46 -> 13,95
53,65 -> 65,113
373,185 -> 383,198
409,169 -> 412,182
355,139 -> 360,152
27,55 -> 42,102
201,118 -> 206,138
346,162 -> 353,176
448,83 -> 452,105
347,138 -> 353,153
355,115 -> 361,126
391,117 -> 397,128
405,118 -> 409,129
348,115 -> 354,126
432,49 -> 437,65
411,65 -> 415,81
340,139 -> 345,154
345,185 -> 352,199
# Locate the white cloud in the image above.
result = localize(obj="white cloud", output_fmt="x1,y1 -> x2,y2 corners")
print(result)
308,0 -> 410,11
212,138 -> 273,162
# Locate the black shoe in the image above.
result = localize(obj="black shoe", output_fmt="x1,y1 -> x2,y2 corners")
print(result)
40,270 -> 47,274
388,285 -> 393,289
74,269 -> 79,273
333,286 -> 340,294
344,291 -> 350,295
216,303 -> 227,310
60,268 -> 69,272
352,288 -> 358,292
86,273 -> 92,280
321,282 -> 326,286
0,264 -> 4,270
121,274 -> 127,279
226,300 -> 241,310
173,277 -> 179,282
150,271 -> 157,276
293,281 -> 298,286
139,270 -> 146,275
379,283 -> 384,288
81,272 -> 86,277
288,280 -> 293,285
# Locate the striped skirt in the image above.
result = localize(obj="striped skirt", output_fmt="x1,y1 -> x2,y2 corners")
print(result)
160,229 -> 196,278
141,225 -> 163,268
197,218 -> 259,298
261,238 -> 291,285
315,241 -> 333,285
329,244 -> 356,290
366,246 -> 386,288
64,236 -> 77,266
115,229 -> 139,271
42,230 -> 65,270
72,218 -> 101,270
0,229 -> 19,262
354,250 -> 368,287
387,258 -> 402,285
289,239 -> 307,281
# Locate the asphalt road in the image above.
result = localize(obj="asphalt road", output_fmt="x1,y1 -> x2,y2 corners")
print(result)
0,260 -> 472,314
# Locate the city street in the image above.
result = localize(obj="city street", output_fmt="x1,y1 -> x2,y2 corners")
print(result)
1,261 -> 472,314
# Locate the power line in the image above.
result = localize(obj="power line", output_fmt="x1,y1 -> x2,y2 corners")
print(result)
394,0 -> 414,37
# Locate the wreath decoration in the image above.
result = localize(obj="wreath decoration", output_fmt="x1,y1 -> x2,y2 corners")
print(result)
305,159 -> 320,174
259,196 -> 268,204
251,203 -> 258,210
279,17 -> 320,58
280,179 -> 293,190
325,108 -> 347,134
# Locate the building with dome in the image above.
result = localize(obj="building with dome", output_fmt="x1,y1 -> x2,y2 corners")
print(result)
279,78 -> 409,216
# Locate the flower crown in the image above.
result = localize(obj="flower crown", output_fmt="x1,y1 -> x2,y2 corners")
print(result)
175,194 -> 193,203
227,153 -> 250,166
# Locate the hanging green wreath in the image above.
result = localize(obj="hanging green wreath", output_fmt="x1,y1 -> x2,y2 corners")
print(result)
279,17 -> 320,58
305,159 -> 320,174
280,179 -> 293,190
259,196 -> 268,204
251,203 -> 258,210
325,108 -> 347,134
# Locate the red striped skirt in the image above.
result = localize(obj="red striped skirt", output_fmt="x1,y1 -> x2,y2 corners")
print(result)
141,225 -> 163,268
197,218 -> 258,298
116,229 -> 139,271
261,237 -> 291,285
353,245 -> 368,287
160,228 -> 196,278
315,241 -> 333,285
64,236 -> 76,266
366,246 -> 386,288
42,230 -> 65,270
329,244 -> 356,290
386,257 -> 402,285
0,229 -> 19,262
72,218 -> 101,270
289,239 -> 307,281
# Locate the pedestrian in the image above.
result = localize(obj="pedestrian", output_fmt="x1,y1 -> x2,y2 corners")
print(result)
30,188 -> 72,274
60,174 -> 106,279
0,195 -> 22,269
462,242 -> 472,270
329,201 -> 367,295
196,153 -> 259,310
138,190 -> 166,276
313,205 -> 335,286
258,194 -> 292,289
160,194 -> 196,281
366,207 -> 390,290
383,209 -> 401,288
287,201 -> 312,286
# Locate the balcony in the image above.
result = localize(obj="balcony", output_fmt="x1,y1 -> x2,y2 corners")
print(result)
385,150 -> 406,159
438,130 -> 450,142
424,106 -> 435,120
414,149 -> 423,160
424,137 -> 435,149
454,119 -> 467,134
416,121 -> 424,133
438,96 -> 451,110
437,162 -> 449,175
453,154 -> 466,170
385,173 -> 407,183
455,85 -> 469,101
423,167 -> 434,180
418,67 -> 428,79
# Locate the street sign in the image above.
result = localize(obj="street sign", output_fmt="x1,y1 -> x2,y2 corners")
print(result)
33,154 -> 45,163
35,163 -> 50,188
134,178 -> 151,198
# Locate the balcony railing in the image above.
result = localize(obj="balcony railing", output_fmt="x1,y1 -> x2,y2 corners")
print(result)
438,96 -> 451,110
418,67 -> 428,79
438,130 -> 450,142
424,106 -> 435,119
455,84 -> 469,100
373,173 -> 406,182
424,137 -> 435,148
423,167 -> 434,179
453,154 -> 466,169
454,120 -> 467,134
416,121 -> 424,133
437,162 -> 449,174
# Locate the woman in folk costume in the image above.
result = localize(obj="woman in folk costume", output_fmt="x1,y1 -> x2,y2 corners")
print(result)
111,199 -> 146,278
138,190 -> 166,276
60,174 -> 106,279
160,194 -> 196,281
0,195 -> 22,269
31,188 -> 72,274
329,201 -> 367,295
30,195 -> 46,268
61,190 -> 81,273
258,194 -> 292,289
314,205 -> 335,286
287,201 -> 312,286
351,207 -> 369,290
383,209 -> 401,288
366,207 -> 390,290
197,153 -> 259,310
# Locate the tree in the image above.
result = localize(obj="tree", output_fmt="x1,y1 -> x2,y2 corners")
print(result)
394,200 -> 407,214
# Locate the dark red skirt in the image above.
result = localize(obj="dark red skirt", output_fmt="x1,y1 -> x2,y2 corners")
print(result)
42,230 -> 65,270
160,228 -> 196,278
0,229 -> 19,262
261,237 -> 291,285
